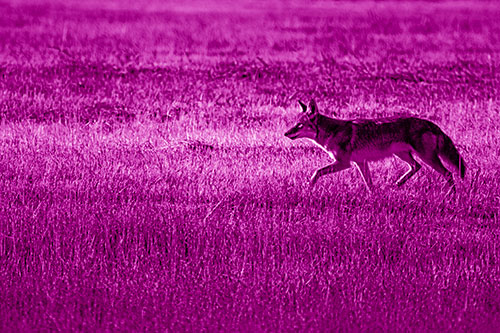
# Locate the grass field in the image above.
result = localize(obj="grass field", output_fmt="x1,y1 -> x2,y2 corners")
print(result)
0,0 -> 500,331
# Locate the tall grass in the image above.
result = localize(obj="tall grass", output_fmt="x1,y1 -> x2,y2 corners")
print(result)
0,0 -> 499,331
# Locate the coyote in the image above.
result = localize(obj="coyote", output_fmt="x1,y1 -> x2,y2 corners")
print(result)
284,99 -> 466,192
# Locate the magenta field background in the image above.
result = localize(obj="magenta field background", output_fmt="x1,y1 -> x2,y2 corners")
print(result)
0,0 -> 500,331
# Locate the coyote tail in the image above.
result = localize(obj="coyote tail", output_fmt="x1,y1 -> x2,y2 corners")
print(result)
439,134 -> 466,179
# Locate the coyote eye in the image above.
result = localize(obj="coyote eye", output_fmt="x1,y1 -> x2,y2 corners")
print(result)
297,123 -> 304,129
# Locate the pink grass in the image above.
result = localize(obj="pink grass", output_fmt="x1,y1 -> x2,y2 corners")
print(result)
0,0 -> 499,331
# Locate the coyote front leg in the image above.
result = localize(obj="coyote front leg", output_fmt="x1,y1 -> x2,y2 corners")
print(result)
310,161 -> 350,187
354,160 -> 373,192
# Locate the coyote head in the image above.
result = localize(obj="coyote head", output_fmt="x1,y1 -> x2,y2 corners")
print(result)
284,99 -> 319,140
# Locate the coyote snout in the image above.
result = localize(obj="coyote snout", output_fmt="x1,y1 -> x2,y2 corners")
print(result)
285,99 -> 466,192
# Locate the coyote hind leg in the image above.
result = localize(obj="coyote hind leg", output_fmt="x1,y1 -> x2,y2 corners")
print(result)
395,152 -> 422,186
413,150 -> 456,192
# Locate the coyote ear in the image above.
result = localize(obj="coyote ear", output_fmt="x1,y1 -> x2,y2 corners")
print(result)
309,99 -> 318,115
298,100 -> 307,113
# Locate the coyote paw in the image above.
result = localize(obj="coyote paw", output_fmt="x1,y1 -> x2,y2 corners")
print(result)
445,184 -> 456,197
310,173 -> 319,187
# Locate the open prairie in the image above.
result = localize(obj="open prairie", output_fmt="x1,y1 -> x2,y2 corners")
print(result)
0,0 -> 499,331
